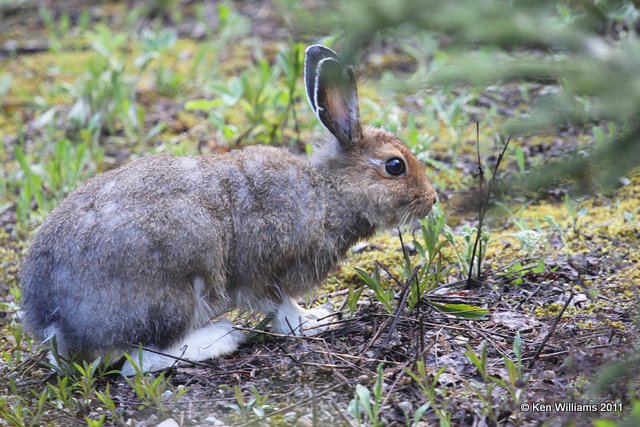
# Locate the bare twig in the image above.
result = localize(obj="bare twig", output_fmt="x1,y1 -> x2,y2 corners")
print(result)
379,265 -> 421,352
471,122 -> 484,281
169,121 -> 208,146
331,401 -> 355,427
528,292 -> 574,368
522,342 -> 625,361
233,326 -> 329,342
360,315 -> 394,356
467,132 -> 511,285
136,346 -> 216,369
399,230 -> 425,354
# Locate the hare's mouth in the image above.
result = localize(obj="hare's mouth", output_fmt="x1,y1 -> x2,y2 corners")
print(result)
397,203 -> 432,228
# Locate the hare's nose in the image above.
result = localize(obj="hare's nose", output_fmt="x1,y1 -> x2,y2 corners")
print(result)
428,190 -> 438,206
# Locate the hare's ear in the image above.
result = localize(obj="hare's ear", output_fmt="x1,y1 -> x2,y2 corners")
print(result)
304,45 -> 362,146
304,45 -> 339,114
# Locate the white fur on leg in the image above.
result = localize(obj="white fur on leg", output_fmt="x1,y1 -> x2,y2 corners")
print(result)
273,297 -> 332,336
121,320 -> 243,376
43,324 -> 70,368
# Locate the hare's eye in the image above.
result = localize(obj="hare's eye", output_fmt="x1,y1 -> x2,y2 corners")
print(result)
385,158 -> 406,176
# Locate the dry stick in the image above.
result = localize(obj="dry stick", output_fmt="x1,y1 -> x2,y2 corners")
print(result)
379,265 -> 421,352
169,121 -> 207,145
375,261 -> 408,288
312,349 -> 400,365
360,315 -> 394,357
135,346 -> 217,369
274,341 -> 305,368
468,122 -> 484,284
398,230 -> 425,354
302,361 -> 363,371
467,131 -> 512,286
331,401 -> 355,427
523,342 -> 624,361
233,326 -> 328,342
528,292 -> 575,368
357,263 -> 412,357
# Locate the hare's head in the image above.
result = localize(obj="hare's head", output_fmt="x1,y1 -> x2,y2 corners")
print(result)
305,45 -> 436,228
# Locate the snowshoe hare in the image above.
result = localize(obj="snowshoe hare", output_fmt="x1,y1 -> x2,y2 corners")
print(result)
20,45 -> 436,375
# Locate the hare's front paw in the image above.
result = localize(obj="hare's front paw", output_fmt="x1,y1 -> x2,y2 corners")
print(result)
273,298 -> 333,336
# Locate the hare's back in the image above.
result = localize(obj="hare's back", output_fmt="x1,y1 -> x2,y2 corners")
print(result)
38,155 -> 230,272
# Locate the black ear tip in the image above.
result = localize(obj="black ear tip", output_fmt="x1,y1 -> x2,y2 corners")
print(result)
305,45 -> 323,56
305,44 -> 339,60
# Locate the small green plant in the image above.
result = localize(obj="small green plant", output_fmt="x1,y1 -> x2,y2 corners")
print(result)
505,259 -> 546,285
63,24 -> 139,137
403,114 -> 442,170
514,146 -> 527,172
463,335 -> 528,423
55,25 -> 178,139
428,91 -> 477,168
357,206 -> 489,319
73,359 -> 102,405
95,383 -> 124,424
216,2 -> 252,44
227,385 -> 272,420
463,341 -> 499,423
275,42 -> 305,147
136,28 -> 180,97
39,7 -> 70,52
400,206 -> 488,319
348,363 -> 386,427
2,321 -> 29,365
0,386 -> 50,426
544,214 -> 567,247
186,41 -> 306,148
47,375 -> 75,410
121,351 -> 187,416
405,402 -> 431,427
126,370 -> 186,416
85,414 -> 107,427
564,193 -> 587,234
408,205 -> 454,310
355,266 -> 395,314
185,78 -> 243,142
491,333 -> 527,403
623,209 -> 638,224
404,360 -> 452,426
14,139 -> 94,227
345,286 -> 364,316
460,224 -> 489,279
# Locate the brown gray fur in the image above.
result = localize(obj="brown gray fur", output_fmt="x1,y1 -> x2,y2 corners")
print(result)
20,45 -> 436,367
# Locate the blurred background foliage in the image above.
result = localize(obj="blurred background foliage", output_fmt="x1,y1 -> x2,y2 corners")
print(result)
304,0 -> 640,195
3,0 -> 640,228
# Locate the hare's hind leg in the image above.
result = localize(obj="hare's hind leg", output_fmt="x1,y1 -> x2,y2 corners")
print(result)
273,297 -> 332,336
120,320 -> 244,376
43,324 -> 71,367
